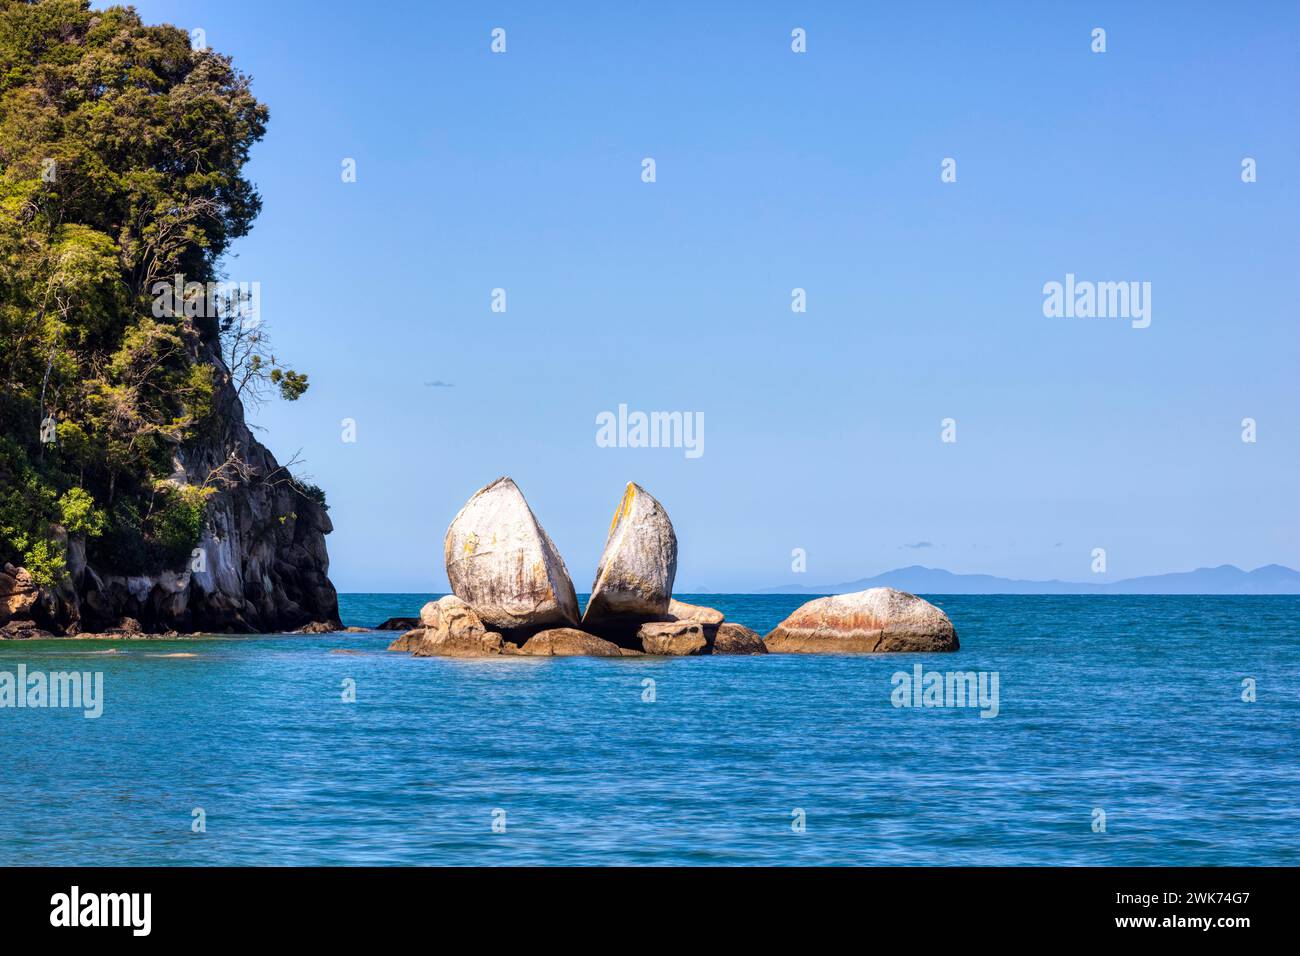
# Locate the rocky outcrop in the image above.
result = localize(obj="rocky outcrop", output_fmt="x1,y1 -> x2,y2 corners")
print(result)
711,622 -> 768,655
0,564 -> 38,624
408,596 -> 480,655
383,482 -> 966,660
2,368 -> 339,637
667,599 -> 724,628
413,628 -> 508,658
638,616 -> 764,655
582,483 -> 678,639
376,617 -> 420,632
639,620 -> 707,656
386,628 -> 425,653
418,595 -> 481,632
518,628 -> 625,657
386,595 -> 513,657
443,477 -> 579,636
665,598 -> 724,645
764,588 -> 958,653
170,372 -> 338,633
0,620 -> 53,640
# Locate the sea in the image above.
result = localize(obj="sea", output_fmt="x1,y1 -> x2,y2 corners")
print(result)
1,594 -> 1296,866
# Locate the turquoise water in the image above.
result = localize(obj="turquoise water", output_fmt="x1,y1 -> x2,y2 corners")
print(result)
1,594 -> 1296,865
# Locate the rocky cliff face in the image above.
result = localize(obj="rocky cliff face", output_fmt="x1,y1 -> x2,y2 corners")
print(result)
1,365 -> 339,637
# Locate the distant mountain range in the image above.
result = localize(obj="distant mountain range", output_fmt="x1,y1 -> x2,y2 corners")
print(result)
758,564 -> 1300,595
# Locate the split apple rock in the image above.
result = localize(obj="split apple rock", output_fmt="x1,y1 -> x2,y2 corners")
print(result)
389,479 -> 960,658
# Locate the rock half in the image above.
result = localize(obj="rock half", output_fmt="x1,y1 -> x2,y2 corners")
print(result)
582,483 -> 678,638
444,478 -> 579,634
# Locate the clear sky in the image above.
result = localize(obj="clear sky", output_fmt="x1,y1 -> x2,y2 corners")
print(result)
123,1 -> 1299,592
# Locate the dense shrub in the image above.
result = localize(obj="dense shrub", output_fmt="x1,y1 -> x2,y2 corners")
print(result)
0,1 -> 308,583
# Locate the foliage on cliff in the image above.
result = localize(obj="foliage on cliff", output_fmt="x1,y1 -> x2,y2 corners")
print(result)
0,0 -> 306,584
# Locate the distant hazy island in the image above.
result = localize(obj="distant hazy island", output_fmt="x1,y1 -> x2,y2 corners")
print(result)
760,564 -> 1300,596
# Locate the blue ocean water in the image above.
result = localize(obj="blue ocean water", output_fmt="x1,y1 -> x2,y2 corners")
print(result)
1,593 -> 1296,866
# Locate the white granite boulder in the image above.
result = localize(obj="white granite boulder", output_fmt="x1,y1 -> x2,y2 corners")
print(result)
764,588 -> 958,653
444,477 -> 579,634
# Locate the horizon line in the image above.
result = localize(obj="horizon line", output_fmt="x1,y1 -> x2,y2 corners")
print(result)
334,562 -> 1300,597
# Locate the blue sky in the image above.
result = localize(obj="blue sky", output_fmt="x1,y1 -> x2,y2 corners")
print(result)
124,1 -> 1299,592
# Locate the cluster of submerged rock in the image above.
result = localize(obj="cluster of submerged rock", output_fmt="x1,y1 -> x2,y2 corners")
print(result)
390,477 -> 959,658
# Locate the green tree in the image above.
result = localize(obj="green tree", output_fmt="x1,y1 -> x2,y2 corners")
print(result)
0,0 -> 305,580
